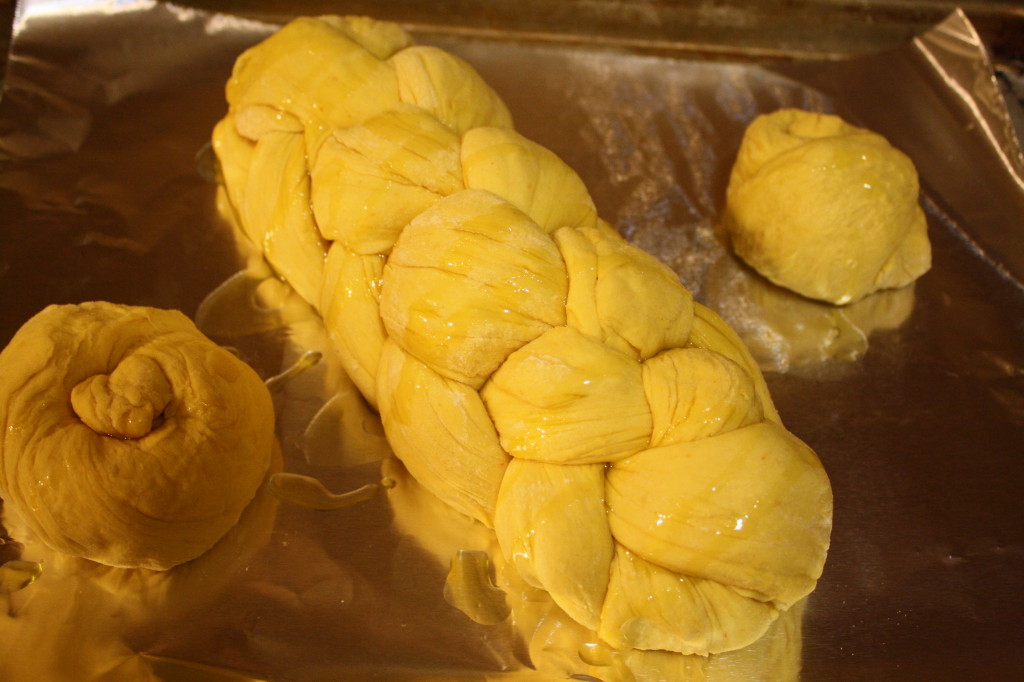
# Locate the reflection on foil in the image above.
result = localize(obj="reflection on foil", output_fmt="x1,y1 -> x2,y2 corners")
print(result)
0,564 -> 157,680
194,241 -> 392,471
444,550 -> 512,627
703,241 -> 916,377
195,263 -> 315,339
268,472 -> 383,511
0,445 -> 282,681
142,655 -> 269,682
265,349 -> 323,393
0,558 -> 42,592
302,390 -> 390,467
912,10 -> 1024,191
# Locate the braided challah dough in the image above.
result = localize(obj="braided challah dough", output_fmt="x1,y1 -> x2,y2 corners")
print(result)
0,302 -> 275,570
213,16 -> 833,656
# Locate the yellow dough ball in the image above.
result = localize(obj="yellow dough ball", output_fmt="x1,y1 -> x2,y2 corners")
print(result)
0,302 -> 275,570
725,108 -> 931,305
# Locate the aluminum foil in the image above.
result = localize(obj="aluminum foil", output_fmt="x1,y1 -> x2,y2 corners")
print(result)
1,2 -> 1022,680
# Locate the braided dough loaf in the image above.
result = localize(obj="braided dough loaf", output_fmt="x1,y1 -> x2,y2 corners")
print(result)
0,302 -> 275,570
213,16 -> 832,656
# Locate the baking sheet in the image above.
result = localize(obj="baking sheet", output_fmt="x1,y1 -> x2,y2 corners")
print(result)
1,2 -> 1022,680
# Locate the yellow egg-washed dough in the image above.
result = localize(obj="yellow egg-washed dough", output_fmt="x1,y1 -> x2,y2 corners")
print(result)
726,108 -> 931,305
0,302 -> 275,570
212,16 -> 833,659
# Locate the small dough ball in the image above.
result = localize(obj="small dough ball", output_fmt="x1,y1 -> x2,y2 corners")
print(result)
0,302 -> 275,570
725,108 -> 930,305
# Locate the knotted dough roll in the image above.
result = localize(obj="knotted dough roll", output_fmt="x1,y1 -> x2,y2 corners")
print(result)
0,302 -> 275,570
213,16 -> 833,657
725,108 -> 931,305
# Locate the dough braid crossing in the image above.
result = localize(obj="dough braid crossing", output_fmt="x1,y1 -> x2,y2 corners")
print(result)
213,15 -> 832,656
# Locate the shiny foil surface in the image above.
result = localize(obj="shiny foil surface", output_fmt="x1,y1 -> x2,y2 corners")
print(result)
1,2 -> 1022,680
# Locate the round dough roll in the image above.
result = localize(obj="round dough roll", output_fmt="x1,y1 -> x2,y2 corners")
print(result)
0,302 -> 275,570
725,108 -> 930,305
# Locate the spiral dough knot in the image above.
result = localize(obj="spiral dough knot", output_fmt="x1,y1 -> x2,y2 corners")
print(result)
0,302 -> 275,570
72,354 -> 174,439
